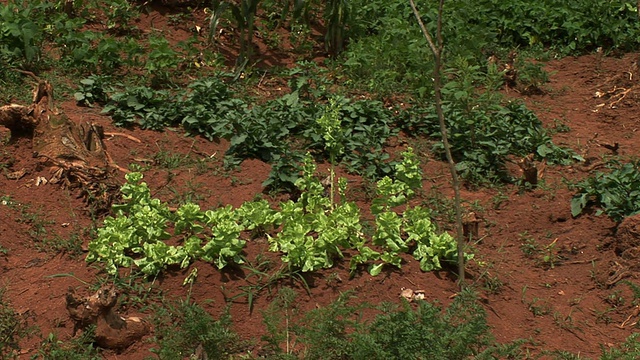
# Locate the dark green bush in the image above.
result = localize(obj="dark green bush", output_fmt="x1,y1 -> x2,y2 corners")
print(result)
571,160 -> 640,222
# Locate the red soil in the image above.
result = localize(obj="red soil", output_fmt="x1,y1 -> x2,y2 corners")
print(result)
3,5 -> 640,359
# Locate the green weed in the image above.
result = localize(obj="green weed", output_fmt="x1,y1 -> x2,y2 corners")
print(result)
149,299 -> 242,359
0,288 -> 36,358
33,327 -> 100,360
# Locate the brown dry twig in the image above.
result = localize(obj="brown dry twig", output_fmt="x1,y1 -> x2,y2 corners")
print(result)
104,132 -> 142,143
617,305 -> 640,328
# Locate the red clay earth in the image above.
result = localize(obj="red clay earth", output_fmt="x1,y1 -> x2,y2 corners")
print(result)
3,5 -> 640,360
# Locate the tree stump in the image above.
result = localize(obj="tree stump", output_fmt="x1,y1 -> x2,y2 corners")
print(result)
66,285 -> 149,349
0,78 -> 120,211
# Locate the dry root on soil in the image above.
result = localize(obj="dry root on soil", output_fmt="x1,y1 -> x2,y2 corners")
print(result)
0,76 -> 121,210
66,285 -> 149,349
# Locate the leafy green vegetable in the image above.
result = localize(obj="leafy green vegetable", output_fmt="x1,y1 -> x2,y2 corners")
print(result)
571,160 -> 640,222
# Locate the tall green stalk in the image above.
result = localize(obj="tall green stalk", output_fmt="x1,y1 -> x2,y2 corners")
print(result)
229,0 -> 260,67
324,0 -> 349,55
317,98 -> 344,209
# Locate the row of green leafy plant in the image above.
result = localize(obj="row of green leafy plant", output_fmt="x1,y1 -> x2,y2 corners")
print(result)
90,71 -> 398,190
87,148 -> 469,277
89,65 -> 575,188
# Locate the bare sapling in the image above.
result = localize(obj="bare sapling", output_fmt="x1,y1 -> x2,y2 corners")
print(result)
408,0 -> 467,285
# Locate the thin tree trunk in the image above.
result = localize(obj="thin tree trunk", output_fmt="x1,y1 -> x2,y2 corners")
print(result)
408,0 -> 466,285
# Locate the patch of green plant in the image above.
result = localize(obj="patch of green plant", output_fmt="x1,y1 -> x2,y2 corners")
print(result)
100,0 -> 140,35
353,147 -> 470,276
292,290 -> 364,359
88,150 -> 462,277
74,75 -> 111,107
260,287 -> 299,357
273,287 -> 526,359
599,333 -> 640,360
469,0 -> 640,55
86,172 -> 256,276
145,35 -> 182,86
324,0 -> 349,55
149,299 -> 242,360
571,160 -> 640,222
34,327 -> 100,360
102,86 -> 174,130
0,288 -> 36,358
101,75 -> 397,192
228,0 -> 260,69
351,289 -> 491,359
0,1 -> 45,70
343,0 -> 640,96
269,153 -> 364,272
401,96 -> 577,186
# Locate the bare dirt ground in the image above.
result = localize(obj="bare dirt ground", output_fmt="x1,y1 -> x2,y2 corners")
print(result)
3,6 -> 640,359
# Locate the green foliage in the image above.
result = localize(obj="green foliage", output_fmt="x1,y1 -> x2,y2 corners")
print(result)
0,2 -> 44,69
100,0 -> 139,34
324,0 -> 349,55
34,328 -> 100,360
237,199 -> 283,236
406,206 -> 467,271
87,153 -> 462,277
101,77 -> 396,192
0,288 -> 35,358
145,35 -> 181,85
599,333 -> 640,360
293,291 -> 362,359
228,0 -> 260,67
571,160 -> 640,222
344,0 -> 640,96
86,173 -> 247,276
202,206 -> 246,269
87,172 -> 173,275
102,86 -> 173,130
150,300 -> 241,360
269,154 -> 364,272
355,148 -> 465,275
269,287 -> 495,359
260,287 -> 299,357
207,0 -> 229,44
74,75 -> 111,107
471,0 -> 640,54
351,289 -> 490,359
371,147 -> 422,214
401,97 -> 577,185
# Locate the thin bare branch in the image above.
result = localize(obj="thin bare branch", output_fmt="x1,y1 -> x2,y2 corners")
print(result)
409,0 -> 467,285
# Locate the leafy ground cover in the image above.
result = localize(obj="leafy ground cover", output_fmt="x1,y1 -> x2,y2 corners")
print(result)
3,0 -> 640,359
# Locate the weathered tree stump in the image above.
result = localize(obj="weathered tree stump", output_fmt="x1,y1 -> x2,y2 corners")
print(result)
66,285 -> 149,349
0,77 -> 120,211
